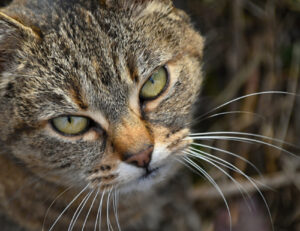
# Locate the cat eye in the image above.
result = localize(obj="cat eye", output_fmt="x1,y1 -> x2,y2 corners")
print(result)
51,116 -> 90,136
140,66 -> 168,100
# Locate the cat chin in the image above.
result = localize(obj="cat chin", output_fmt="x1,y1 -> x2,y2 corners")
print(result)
117,162 -> 174,194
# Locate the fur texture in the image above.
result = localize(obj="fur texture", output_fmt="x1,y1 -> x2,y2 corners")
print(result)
0,0 -> 204,230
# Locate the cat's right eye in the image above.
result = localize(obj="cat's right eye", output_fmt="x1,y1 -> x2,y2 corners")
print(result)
140,66 -> 169,101
51,116 -> 90,136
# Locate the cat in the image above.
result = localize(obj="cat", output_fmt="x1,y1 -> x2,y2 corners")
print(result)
0,0 -> 205,230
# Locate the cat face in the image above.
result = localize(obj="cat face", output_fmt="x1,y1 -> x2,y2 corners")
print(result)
0,0 -> 204,192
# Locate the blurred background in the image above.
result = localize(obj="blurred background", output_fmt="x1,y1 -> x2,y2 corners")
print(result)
173,0 -> 300,230
1,0 -> 299,230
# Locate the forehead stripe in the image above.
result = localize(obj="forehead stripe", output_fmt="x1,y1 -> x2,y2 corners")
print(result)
68,86 -> 88,110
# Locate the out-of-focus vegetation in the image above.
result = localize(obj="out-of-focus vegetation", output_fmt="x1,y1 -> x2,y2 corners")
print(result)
0,0 -> 11,7
174,0 -> 300,230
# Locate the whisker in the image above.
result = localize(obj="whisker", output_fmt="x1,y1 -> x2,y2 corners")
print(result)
95,190 -> 106,231
106,188 -> 114,231
187,147 -> 271,191
48,184 -> 90,231
116,189 -> 121,231
188,147 -> 256,183
191,142 -> 262,176
186,148 -> 275,231
184,150 -> 252,210
175,156 -> 204,176
182,156 -> 233,231
68,191 -> 91,231
42,186 -> 73,231
113,188 -> 122,231
81,188 -> 100,231
187,135 -> 298,158
69,190 -> 95,231
189,131 -> 299,149
197,91 -> 298,120
196,110 -> 265,124
112,190 -> 116,231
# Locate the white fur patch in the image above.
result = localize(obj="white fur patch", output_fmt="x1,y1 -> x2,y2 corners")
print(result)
116,144 -> 174,193
118,163 -> 172,194
117,162 -> 144,184
151,144 -> 170,167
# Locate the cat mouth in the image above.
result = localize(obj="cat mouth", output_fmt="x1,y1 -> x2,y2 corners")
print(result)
140,166 -> 161,180
118,164 -> 171,193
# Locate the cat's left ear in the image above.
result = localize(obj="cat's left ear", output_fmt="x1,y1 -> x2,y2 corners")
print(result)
0,11 -> 41,40
0,12 -> 41,73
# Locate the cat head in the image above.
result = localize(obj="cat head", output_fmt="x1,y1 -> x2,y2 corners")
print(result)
0,0 -> 204,192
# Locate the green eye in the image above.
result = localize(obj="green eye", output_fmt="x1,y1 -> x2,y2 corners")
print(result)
140,66 -> 168,100
51,116 -> 90,136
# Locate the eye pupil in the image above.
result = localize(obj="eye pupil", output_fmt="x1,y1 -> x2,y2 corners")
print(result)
67,116 -> 72,123
149,77 -> 155,84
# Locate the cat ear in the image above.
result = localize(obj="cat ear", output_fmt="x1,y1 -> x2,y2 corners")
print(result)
0,11 -> 41,73
0,11 -> 41,40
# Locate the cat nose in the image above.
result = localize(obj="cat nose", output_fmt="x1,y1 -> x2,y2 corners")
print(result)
123,146 -> 153,168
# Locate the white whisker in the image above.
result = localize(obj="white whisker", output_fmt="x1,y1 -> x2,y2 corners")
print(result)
184,150 -> 252,210
189,131 -> 299,149
186,148 -> 274,231
191,142 -> 262,176
198,91 -> 298,120
42,186 -> 72,231
189,146 -> 272,192
188,146 -> 271,192
188,147 -> 254,183
81,188 -> 100,231
48,184 -> 90,231
175,156 -> 203,176
113,188 -> 121,231
96,190 -> 106,231
187,135 -> 298,158
182,156 -> 233,231
106,188 -> 114,231
116,190 -> 121,231
69,190 -> 95,231
68,190 -> 92,231
112,190 -> 116,231
197,111 -> 265,123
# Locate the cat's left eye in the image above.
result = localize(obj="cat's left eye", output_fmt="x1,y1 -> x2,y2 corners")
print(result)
140,66 -> 168,100
51,116 -> 90,136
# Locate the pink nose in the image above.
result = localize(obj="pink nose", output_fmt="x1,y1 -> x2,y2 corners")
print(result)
123,146 -> 153,168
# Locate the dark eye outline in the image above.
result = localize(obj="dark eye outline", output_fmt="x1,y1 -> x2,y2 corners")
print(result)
50,115 -> 93,137
139,65 -> 170,102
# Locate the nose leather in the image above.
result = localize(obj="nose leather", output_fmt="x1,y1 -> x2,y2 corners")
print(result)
123,146 -> 153,168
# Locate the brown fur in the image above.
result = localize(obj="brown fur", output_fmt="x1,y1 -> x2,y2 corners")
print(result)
0,0 -> 204,230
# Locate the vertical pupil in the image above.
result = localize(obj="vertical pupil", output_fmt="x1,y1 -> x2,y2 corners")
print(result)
67,116 -> 72,123
149,77 -> 155,84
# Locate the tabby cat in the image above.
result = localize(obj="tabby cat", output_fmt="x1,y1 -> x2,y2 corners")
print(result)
0,0 -> 204,230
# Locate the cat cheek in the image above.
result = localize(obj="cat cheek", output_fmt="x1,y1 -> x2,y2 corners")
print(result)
151,127 -> 191,163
